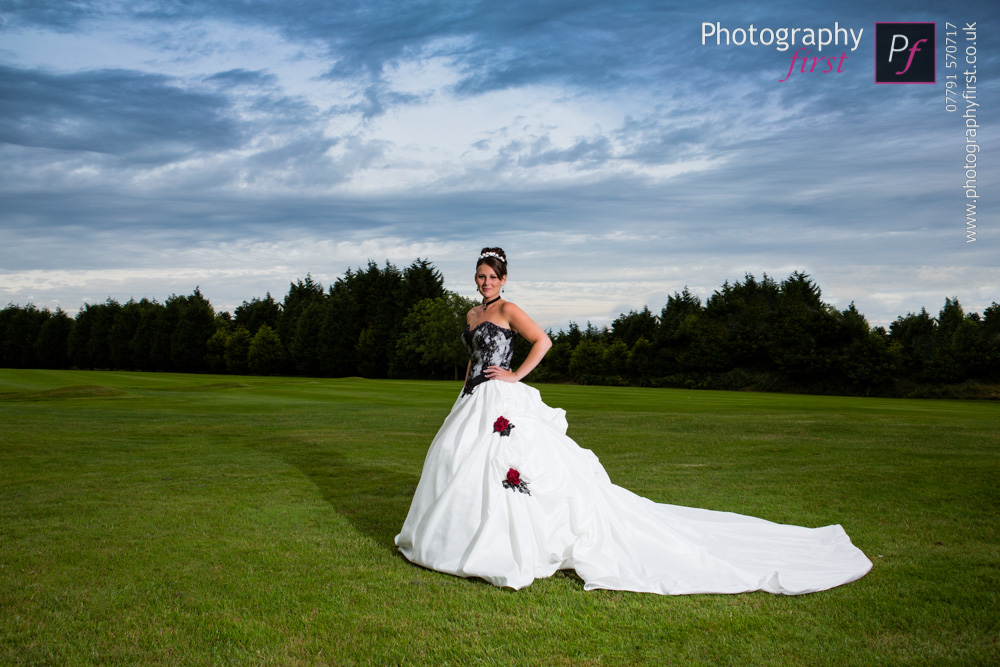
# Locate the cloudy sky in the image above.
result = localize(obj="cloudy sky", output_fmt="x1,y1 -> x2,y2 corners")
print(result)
1,0 -> 996,330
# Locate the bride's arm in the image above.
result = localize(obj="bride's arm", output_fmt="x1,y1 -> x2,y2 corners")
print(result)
460,306 -> 474,395
490,303 -> 551,382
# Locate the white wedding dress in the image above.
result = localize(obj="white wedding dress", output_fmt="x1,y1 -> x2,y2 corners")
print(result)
394,321 -> 872,594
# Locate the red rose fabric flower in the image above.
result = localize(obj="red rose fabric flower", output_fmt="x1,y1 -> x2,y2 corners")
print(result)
493,416 -> 514,436
502,467 -> 531,495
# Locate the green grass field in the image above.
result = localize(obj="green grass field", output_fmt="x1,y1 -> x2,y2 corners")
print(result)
1,370 -> 997,666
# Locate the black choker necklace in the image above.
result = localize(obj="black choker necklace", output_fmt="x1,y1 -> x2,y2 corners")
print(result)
481,295 -> 501,310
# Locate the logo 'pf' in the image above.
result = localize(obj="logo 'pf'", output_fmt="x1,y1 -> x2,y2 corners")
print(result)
875,23 -> 936,84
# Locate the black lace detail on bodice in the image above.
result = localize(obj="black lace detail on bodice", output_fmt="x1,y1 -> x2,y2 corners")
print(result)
461,321 -> 515,397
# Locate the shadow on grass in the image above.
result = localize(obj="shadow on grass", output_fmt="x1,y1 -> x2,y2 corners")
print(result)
279,447 -> 420,555
278,448 -> 596,591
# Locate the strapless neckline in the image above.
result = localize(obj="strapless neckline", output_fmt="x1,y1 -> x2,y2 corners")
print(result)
465,321 -> 514,334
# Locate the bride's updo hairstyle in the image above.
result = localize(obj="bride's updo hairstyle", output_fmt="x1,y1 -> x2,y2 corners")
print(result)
477,247 -> 507,280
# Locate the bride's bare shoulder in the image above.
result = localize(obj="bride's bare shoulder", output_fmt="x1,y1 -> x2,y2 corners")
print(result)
465,305 -> 482,326
499,301 -> 548,342
498,301 -> 528,319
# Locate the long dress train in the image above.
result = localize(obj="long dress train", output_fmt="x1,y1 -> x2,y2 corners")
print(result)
394,321 -> 872,594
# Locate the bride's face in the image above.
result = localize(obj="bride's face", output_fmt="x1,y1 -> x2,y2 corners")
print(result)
475,264 -> 506,299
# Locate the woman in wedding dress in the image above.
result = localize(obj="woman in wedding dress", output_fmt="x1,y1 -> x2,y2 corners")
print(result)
394,248 -> 872,595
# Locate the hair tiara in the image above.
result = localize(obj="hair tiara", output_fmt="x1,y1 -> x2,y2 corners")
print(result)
479,251 -> 505,263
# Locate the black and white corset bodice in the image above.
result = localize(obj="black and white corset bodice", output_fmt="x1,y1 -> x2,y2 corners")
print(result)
461,321 -> 515,397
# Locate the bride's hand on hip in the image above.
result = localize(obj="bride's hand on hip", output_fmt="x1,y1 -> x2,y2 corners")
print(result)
486,366 -> 518,382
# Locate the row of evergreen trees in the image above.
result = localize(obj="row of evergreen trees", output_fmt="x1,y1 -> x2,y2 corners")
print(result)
527,273 -> 999,395
0,260 -> 459,380
1,261 -> 997,396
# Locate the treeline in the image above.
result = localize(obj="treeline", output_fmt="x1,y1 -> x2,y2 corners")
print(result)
0,260 -> 474,381
1,264 -> 997,397
526,272 -> 999,396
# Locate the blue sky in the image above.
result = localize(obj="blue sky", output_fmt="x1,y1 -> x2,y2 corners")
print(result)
1,0 -> 996,330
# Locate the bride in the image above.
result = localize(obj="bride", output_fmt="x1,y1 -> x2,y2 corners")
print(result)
394,247 -> 872,595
